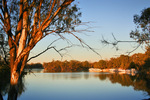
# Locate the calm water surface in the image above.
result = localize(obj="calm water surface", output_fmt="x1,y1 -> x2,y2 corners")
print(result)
2,70 -> 150,100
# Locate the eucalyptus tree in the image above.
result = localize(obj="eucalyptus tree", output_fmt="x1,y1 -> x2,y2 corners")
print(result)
130,7 -> 150,45
0,0 -> 82,85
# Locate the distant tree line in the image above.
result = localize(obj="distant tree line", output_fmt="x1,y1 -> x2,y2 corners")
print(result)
23,47 -> 150,73
43,60 -> 91,72
93,47 -> 150,72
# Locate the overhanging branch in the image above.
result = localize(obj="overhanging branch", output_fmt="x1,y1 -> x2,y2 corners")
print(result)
27,38 -> 74,62
67,31 -> 102,58
101,33 -> 145,55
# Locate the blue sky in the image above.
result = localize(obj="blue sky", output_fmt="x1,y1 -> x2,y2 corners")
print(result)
28,0 -> 150,63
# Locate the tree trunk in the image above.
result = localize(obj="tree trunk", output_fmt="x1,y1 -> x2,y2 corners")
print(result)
8,84 -> 18,100
9,69 -> 20,100
8,67 -> 26,100
10,68 -> 20,85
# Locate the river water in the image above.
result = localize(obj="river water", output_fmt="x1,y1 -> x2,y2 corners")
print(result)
1,69 -> 150,100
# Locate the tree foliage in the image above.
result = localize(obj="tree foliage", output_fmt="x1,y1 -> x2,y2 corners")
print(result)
0,33 -> 9,64
96,47 -> 150,70
130,7 -> 150,45
43,60 -> 91,72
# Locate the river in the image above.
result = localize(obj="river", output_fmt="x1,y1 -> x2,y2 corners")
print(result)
1,69 -> 150,100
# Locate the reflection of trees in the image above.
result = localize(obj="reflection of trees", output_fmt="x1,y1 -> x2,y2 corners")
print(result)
98,74 -> 107,81
0,69 -> 26,100
50,73 -> 90,80
17,74 -> 26,97
108,74 -> 134,86
97,73 -> 150,96
0,68 -> 10,97
84,73 -> 89,80
133,74 -> 150,95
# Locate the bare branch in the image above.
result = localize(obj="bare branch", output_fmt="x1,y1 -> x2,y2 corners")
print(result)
47,38 -> 61,47
126,43 -> 141,55
68,31 -> 102,58
101,33 -> 146,46
27,38 -> 61,62
27,38 -> 59,62
101,33 -> 144,54
27,46 -> 53,62
27,38 -> 74,62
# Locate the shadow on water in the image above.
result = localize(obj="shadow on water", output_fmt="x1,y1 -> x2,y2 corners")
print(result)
0,68 -> 26,100
0,68 -> 150,100
0,68 -> 10,100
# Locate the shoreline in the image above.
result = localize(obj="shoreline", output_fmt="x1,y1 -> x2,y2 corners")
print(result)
89,68 -> 138,76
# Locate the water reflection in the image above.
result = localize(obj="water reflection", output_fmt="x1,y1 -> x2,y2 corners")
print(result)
0,69 -> 150,100
0,70 -> 26,100
0,70 -> 9,97
96,73 -> 150,97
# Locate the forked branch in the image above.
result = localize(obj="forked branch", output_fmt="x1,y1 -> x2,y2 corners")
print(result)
101,33 -> 143,55
27,38 -> 74,62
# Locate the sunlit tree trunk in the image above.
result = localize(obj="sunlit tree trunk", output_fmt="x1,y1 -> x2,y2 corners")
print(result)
10,0 -> 28,85
8,69 -> 26,100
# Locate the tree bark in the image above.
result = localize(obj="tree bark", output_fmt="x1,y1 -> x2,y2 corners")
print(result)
8,67 -> 26,100
10,66 -> 20,85
9,0 -> 28,86
17,0 -> 28,57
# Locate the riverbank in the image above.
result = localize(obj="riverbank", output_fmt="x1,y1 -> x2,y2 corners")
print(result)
89,68 -> 138,76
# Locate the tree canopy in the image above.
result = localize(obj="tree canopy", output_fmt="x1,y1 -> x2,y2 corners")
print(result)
130,7 -> 150,45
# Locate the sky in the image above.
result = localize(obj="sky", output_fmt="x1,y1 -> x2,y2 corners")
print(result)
28,0 -> 150,63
